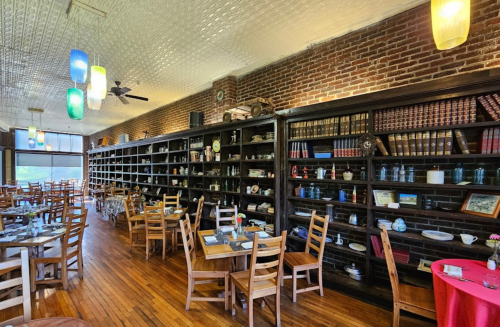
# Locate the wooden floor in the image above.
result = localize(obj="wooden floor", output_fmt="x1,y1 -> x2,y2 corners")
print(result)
1,201 -> 437,326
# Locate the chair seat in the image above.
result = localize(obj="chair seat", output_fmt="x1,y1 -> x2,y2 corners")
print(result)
399,284 -> 436,314
231,269 -> 277,295
131,224 -> 146,231
192,256 -> 224,272
284,252 -> 319,269
33,246 -> 78,260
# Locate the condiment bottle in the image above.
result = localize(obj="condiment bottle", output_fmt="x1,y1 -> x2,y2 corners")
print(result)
343,164 -> 353,181
399,164 -> 406,182
352,186 -> 357,203
291,165 -> 298,178
308,183 -> 315,199
331,164 -> 336,180
360,167 -> 366,181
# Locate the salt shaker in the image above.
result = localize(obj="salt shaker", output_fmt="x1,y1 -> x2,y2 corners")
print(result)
488,259 -> 497,270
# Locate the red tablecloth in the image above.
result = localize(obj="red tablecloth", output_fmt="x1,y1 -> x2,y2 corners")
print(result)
432,259 -> 500,327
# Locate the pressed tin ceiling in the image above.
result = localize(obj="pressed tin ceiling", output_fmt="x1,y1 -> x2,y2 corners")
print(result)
0,0 -> 429,135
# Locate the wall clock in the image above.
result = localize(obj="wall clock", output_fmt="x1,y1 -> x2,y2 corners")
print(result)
358,133 -> 378,156
213,140 -> 221,152
216,89 -> 225,101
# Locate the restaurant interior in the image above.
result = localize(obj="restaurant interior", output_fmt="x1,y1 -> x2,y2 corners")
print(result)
0,0 -> 499,326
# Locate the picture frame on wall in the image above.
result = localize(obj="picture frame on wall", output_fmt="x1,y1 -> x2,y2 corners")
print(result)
373,190 -> 396,207
461,191 -> 500,218
396,191 -> 421,209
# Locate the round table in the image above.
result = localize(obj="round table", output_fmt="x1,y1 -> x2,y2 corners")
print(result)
431,259 -> 500,327
15,317 -> 93,326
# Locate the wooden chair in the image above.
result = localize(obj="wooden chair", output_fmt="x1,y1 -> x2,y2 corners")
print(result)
215,205 -> 238,229
62,199 -> 86,223
111,187 -> 126,196
0,247 -> 31,326
48,196 -> 65,224
163,193 -> 180,209
163,193 -> 181,250
179,215 -> 229,311
192,196 -> 204,251
282,210 -> 328,302
123,198 -> 146,251
144,204 -> 173,260
231,230 -> 287,327
6,180 -> 18,186
381,226 -> 436,327
128,190 -> 142,214
72,179 -> 86,204
0,194 -> 15,230
30,210 -> 88,291
96,185 -> 110,212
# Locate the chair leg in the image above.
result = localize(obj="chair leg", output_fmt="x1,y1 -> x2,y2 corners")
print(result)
185,275 -> 192,310
29,260 -> 36,292
77,251 -> 84,278
275,291 -> 281,327
318,265 -> 324,297
62,260 -> 68,290
224,273 -> 228,311
231,280 -> 236,316
248,295 -> 254,327
129,231 -> 133,251
280,268 -> 284,287
162,238 -> 166,260
146,239 -> 150,260
306,270 -> 311,284
393,303 -> 400,327
292,270 -> 297,303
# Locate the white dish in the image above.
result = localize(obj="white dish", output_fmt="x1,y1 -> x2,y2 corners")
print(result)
255,231 -> 269,238
174,210 -> 184,214
486,240 -> 496,249
295,212 -> 312,217
50,228 -> 66,235
421,230 -> 454,241
349,243 -> 366,252
322,198 -> 332,201
204,236 -> 217,243
241,242 -> 253,249
220,226 -> 234,232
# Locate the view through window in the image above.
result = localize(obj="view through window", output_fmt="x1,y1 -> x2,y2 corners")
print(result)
15,130 -> 83,185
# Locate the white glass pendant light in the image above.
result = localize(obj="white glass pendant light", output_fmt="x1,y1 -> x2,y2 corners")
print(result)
87,83 -> 102,110
91,18 -> 107,99
431,0 -> 470,50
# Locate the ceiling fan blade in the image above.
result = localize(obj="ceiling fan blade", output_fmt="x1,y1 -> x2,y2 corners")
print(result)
118,87 -> 131,96
118,96 -> 130,105
125,94 -> 148,101
110,87 -> 120,93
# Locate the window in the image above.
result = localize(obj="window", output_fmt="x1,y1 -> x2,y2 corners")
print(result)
15,129 -> 84,185
16,153 -> 83,186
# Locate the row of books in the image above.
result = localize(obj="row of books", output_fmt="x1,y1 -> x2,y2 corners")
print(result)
370,235 -> 410,263
374,96 -> 477,132
377,129 -> 470,156
333,138 -> 361,157
478,127 -> 500,154
289,113 -> 369,139
288,138 -> 362,158
477,95 -> 500,121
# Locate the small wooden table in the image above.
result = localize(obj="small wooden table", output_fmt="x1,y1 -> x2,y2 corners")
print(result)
15,317 -> 93,326
0,205 -> 50,228
128,208 -> 188,222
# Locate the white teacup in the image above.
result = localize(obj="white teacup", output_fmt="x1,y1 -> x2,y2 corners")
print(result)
460,234 -> 478,245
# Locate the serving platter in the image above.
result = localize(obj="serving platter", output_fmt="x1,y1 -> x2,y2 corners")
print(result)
349,243 -> 366,251
421,230 -> 454,241
295,212 -> 312,217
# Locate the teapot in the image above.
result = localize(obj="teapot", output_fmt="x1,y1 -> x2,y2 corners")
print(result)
392,218 -> 407,232
316,167 -> 326,179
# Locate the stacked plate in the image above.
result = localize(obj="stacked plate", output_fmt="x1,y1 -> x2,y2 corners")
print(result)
377,219 -> 392,230
421,230 -> 454,241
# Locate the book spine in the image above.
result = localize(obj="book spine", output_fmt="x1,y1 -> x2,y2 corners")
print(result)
457,98 -> 464,125
451,99 -> 458,125
444,129 -> 453,155
416,132 -> 423,156
470,96 -> 477,123
444,100 -> 452,125
413,105 -> 419,128
428,103 -> 434,128
417,104 -> 424,128
486,127 -> 494,154
485,95 -> 500,119
395,108 -> 402,130
436,130 -> 446,155
433,102 -> 440,127
454,129 -> 470,155
395,133 -> 404,156
439,101 -> 446,126
464,97 -> 470,124
423,104 -> 429,128
408,106 -> 414,129
374,111 -> 379,132
430,131 -> 437,155
388,134 -> 397,156
375,137 -> 389,156
478,96 -> 500,121
493,127 -> 500,154
402,133 -> 410,156
408,132 -> 416,156
422,131 -> 430,156
365,112 -> 369,133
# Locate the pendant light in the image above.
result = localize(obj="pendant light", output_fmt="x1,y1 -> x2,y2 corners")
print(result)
87,26 -> 102,110
46,144 -> 52,151
67,88 -> 84,120
28,138 -> 36,149
91,18 -> 107,99
36,112 -> 45,146
69,12 -> 88,83
28,110 -> 36,138
431,0 -> 470,50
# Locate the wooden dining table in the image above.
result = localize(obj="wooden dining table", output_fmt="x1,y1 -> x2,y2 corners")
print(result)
129,207 -> 188,222
15,317 -> 93,326
0,205 -> 50,228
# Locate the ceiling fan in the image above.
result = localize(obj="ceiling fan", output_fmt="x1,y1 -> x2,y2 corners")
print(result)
108,81 -> 148,104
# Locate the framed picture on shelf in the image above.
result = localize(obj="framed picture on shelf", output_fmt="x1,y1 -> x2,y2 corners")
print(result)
396,191 -> 421,209
373,190 -> 396,207
461,192 -> 500,218
417,259 -> 433,273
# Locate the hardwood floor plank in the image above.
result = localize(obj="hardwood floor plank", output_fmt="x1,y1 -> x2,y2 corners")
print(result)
0,200 -> 436,326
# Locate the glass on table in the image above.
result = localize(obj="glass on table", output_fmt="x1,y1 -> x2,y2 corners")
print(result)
483,273 -> 498,289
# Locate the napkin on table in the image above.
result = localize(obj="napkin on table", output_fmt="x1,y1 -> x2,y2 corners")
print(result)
241,242 -> 253,249
51,228 -> 66,235
204,236 -> 217,243
443,264 -> 462,277
220,226 -> 234,232
0,236 -> 17,242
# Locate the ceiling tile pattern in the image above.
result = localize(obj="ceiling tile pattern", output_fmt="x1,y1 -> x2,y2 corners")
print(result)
0,0 -> 428,135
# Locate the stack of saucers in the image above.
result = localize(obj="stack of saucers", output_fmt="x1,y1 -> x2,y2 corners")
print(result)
377,219 -> 393,230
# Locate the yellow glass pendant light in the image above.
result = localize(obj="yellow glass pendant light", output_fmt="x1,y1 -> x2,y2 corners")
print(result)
431,0 -> 470,50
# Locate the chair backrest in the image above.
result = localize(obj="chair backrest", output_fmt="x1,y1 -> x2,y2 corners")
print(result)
0,194 -> 14,210
111,187 -> 126,196
163,194 -> 179,209
44,181 -> 54,190
49,196 -> 66,223
179,215 -> 196,273
193,196 -> 204,235
144,204 -> 165,237
215,205 -> 238,229
62,199 -> 86,223
62,210 -> 87,259
304,211 -> 329,263
0,247 -> 31,326
128,190 -> 142,211
123,198 -> 137,226
31,189 -> 44,205
6,180 -> 18,186
247,230 -> 287,295
381,225 -> 400,304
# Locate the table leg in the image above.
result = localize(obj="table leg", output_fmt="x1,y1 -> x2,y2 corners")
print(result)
36,245 -> 45,281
